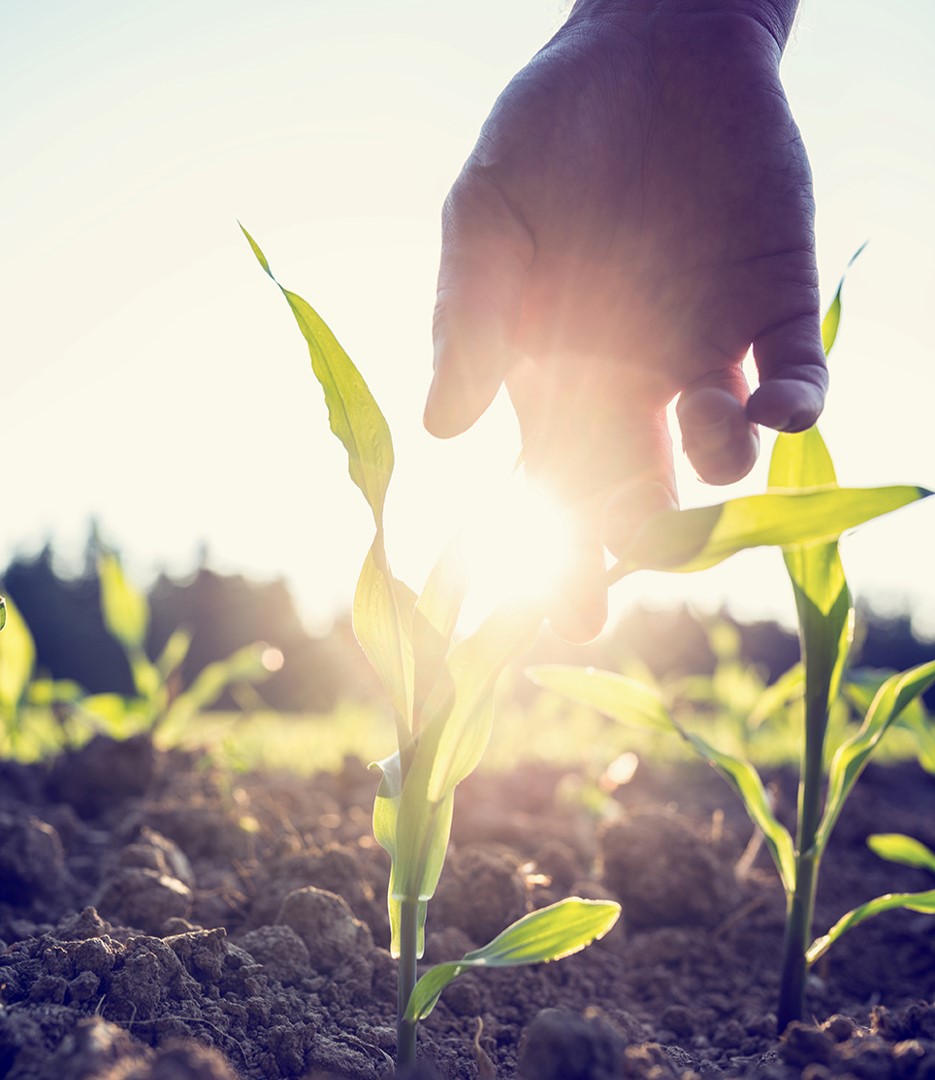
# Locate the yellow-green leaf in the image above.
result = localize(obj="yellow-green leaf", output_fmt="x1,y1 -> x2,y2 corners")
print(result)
242,225 -> 394,527
353,543 -> 415,738
405,898 -> 620,1021
99,554 -> 149,651
807,887 -> 935,966
608,486 -> 931,581
526,665 -> 673,733
0,596 -> 35,712
867,833 -> 935,875
820,659 -> 935,850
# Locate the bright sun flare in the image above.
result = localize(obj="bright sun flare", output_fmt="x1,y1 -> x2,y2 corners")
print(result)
457,474 -> 575,626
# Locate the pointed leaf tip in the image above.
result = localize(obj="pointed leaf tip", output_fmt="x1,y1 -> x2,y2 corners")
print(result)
240,222 -> 273,278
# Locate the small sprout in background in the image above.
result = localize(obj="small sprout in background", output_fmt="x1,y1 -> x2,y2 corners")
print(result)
529,261 -> 935,1031
0,594 -> 36,753
96,550 -> 277,741
244,225 -> 621,1073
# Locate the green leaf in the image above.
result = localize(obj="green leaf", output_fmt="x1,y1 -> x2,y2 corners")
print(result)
371,751 -> 451,958
807,888 -> 935,965
370,752 -> 405,956
528,665 -> 795,892
162,643 -> 273,732
607,486 -> 931,582
821,241 -> 867,357
896,708 -> 935,774
26,678 -> 85,706
241,224 -> 394,527
130,651 -> 162,703
526,665 -> 673,734
748,662 -> 804,730
353,543 -> 415,737
867,833 -> 935,875
0,596 -> 35,712
769,428 -> 853,788
819,659 -> 935,850
412,544 -> 465,723
416,604 -> 543,802
156,628 -> 192,680
405,898 -> 621,1022
392,605 -> 541,911
683,730 -> 797,895
98,553 -> 149,652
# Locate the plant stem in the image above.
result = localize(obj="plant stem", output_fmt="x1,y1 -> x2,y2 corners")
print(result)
778,694 -> 826,1030
397,898 -> 419,1072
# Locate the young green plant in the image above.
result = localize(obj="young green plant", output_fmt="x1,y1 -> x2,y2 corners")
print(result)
243,225 -> 620,1073
95,552 -> 276,742
529,275 -> 935,1030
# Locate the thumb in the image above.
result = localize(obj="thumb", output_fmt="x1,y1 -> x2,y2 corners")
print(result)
747,311 -> 829,433
425,168 -> 534,438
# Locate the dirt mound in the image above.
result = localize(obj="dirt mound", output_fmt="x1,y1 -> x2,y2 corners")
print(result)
2,738 -> 934,1077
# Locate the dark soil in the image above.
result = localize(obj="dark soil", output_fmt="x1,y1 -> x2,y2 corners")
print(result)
2,733 -> 935,1079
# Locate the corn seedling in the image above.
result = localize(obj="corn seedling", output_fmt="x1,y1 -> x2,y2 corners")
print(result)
529,272 -> 935,1030
243,225 -> 621,1073
95,552 -> 276,741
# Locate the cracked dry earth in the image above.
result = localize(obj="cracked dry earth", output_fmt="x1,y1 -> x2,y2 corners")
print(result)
2,733 -> 935,1079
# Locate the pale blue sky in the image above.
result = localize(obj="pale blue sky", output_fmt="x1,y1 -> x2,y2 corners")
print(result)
3,0 -> 934,634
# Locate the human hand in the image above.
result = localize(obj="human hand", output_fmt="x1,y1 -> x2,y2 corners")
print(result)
426,2 -> 826,640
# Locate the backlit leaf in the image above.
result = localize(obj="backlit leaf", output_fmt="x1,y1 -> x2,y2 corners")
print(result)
529,664 -> 795,892
867,833 -> 935,875
241,224 -> 393,526
99,553 -> 149,652
162,643 -> 273,732
769,428 -> 852,795
405,898 -> 621,1021
683,731 -> 796,894
156,628 -> 192,680
0,596 -> 35,711
607,486 -> 930,582
374,748 -> 453,957
412,544 -> 465,724
807,888 -> 935,965
821,241 -> 867,357
353,543 -> 415,738
417,604 -> 543,801
820,659 -> 935,849
526,666 -> 673,734
370,752 -> 404,956
393,605 -> 541,912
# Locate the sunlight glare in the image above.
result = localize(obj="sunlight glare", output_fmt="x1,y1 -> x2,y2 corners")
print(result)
458,474 -> 575,625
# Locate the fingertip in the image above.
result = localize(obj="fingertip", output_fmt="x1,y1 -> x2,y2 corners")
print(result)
746,376 -> 826,433
751,313 -> 828,432
424,333 -> 510,438
677,386 -> 760,486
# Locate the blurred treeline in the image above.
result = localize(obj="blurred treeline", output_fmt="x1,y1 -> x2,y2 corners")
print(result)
3,531 -> 934,714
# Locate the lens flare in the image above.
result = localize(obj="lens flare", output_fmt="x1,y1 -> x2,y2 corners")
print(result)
458,474 -> 575,624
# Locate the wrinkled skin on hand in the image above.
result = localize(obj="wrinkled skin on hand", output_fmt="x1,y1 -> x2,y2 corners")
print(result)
426,4 -> 827,640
